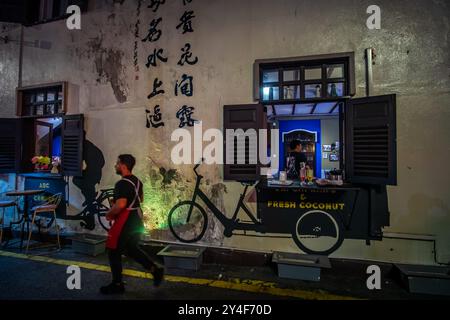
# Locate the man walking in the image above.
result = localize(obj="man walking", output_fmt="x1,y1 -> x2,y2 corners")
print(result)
100,154 -> 164,294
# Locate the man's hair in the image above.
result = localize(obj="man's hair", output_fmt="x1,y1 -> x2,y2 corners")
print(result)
290,140 -> 302,150
118,154 -> 136,171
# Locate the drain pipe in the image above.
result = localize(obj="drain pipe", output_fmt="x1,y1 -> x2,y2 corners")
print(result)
14,25 -> 25,193
365,48 -> 375,97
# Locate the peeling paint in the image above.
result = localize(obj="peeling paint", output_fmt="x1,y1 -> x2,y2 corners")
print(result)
85,34 -> 129,103
138,161 -> 227,245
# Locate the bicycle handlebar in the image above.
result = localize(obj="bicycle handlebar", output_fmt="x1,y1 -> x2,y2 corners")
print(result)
193,158 -> 204,176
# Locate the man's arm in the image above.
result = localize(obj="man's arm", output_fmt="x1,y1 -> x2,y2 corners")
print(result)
106,198 -> 127,221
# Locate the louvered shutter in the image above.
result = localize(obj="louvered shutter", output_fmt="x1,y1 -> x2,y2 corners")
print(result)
223,104 -> 266,181
61,114 -> 84,177
345,95 -> 397,185
0,118 -> 22,173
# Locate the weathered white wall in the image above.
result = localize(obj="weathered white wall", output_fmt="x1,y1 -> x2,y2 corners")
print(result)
0,0 -> 449,265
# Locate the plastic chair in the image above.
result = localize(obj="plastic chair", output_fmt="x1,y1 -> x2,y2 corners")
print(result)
26,193 -> 63,254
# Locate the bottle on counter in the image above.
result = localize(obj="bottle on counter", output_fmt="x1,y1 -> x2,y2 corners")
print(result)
300,162 -> 306,183
306,167 -> 314,184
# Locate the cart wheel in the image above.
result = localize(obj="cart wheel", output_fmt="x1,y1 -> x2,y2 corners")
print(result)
168,201 -> 208,243
291,210 -> 344,256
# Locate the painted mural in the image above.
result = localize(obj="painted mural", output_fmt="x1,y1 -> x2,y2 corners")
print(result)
0,0 -> 448,264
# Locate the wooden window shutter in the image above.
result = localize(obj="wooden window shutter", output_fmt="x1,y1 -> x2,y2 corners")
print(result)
223,104 -> 266,182
61,114 -> 84,177
0,118 -> 22,173
345,94 -> 397,185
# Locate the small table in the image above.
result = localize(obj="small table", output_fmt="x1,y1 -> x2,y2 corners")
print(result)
5,190 -> 44,250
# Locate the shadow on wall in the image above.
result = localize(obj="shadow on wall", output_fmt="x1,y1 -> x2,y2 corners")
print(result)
72,133 -> 105,230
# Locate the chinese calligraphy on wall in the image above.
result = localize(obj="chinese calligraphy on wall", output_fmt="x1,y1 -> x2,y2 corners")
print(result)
139,0 -> 200,129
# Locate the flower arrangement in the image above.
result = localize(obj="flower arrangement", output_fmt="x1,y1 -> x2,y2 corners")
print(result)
31,155 -> 51,171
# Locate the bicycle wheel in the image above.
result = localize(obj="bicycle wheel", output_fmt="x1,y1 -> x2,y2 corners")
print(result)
97,192 -> 114,232
291,210 -> 344,256
168,201 -> 208,243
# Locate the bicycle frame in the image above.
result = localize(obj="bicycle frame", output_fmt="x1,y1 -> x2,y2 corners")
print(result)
65,188 -> 114,229
188,174 -> 266,234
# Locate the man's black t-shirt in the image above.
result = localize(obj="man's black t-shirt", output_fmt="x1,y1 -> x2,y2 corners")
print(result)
286,152 -> 307,180
114,175 -> 143,208
114,175 -> 145,242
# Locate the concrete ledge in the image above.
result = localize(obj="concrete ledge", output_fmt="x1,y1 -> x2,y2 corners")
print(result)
272,252 -> 331,282
158,245 -> 206,270
393,264 -> 450,296
69,234 -> 106,257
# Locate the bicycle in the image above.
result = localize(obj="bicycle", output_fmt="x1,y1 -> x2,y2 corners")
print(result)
66,188 -> 115,231
168,159 -> 344,255
168,160 -> 265,243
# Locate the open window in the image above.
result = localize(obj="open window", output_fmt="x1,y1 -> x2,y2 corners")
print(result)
0,114 -> 84,176
224,53 -> 397,186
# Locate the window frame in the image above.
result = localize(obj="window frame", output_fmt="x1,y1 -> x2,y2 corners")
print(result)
249,52 -> 397,186
254,52 -> 355,103
16,81 -> 67,118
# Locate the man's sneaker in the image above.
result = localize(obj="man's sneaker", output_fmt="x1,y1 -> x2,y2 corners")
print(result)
152,266 -> 164,287
100,282 -> 125,295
